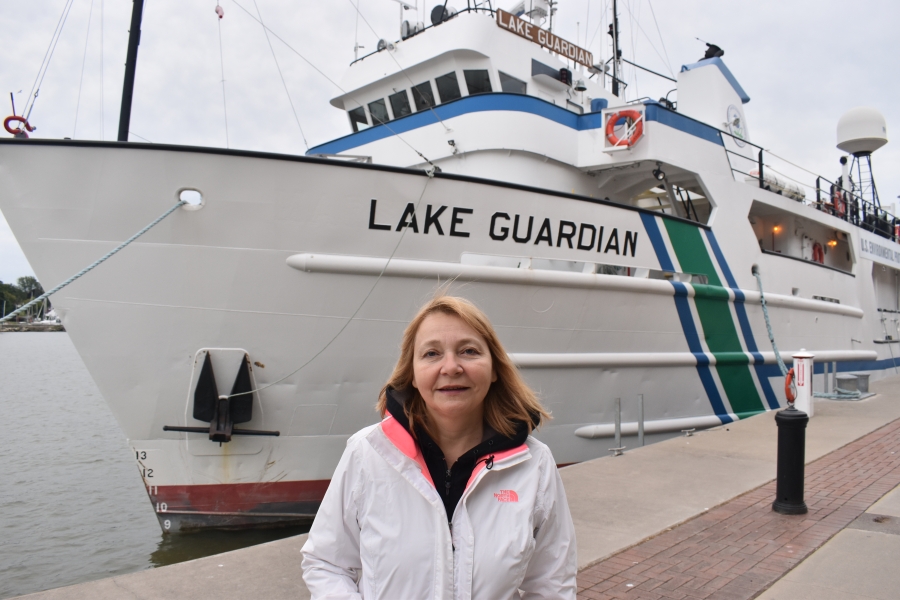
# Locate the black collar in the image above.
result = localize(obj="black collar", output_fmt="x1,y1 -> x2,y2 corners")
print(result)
384,387 -> 530,464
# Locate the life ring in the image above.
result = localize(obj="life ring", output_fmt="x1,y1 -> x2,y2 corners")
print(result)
812,242 -> 824,264
605,110 -> 644,147
785,368 -> 796,404
4,115 -> 35,137
832,188 -> 845,218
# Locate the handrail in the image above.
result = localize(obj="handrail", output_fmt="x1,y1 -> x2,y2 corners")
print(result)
620,58 -> 677,83
349,6 -> 496,66
719,128 -> 900,242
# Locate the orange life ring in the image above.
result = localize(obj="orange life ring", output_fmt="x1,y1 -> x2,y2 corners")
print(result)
4,115 -> 34,137
605,110 -> 644,147
832,188 -> 845,217
812,242 -> 824,264
785,368 -> 796,403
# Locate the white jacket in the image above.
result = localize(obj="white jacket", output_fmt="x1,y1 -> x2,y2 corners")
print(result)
301,416 -> 577,599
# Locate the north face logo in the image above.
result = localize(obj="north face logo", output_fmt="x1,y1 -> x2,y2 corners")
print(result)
494,490 -> 519,502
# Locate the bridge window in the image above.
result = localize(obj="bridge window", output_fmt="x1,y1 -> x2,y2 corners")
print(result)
435,72 -> 462,103
499,71 -> 526,94
368,99 -> 390,125
464,69 -> 493,95
412,81 -> 436,111
389,90 -> 412,118
348,106 -> 369,132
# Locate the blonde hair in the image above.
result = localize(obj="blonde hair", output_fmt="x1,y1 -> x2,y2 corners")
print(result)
377,294 -> 550,438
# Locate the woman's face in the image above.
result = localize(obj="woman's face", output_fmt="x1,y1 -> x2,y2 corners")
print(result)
411,312 -> 497,424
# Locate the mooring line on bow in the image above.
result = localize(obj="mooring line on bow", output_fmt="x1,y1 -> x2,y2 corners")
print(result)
0,200 -> 186,323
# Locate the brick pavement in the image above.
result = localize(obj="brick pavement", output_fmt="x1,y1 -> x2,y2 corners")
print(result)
576,416 -> 900,600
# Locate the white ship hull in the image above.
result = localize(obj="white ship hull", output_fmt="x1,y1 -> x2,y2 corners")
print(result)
0,138 -> 887,531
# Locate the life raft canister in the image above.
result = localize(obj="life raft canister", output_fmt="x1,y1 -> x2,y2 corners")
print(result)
605,110 -> 644,147
812,242 -> 825,264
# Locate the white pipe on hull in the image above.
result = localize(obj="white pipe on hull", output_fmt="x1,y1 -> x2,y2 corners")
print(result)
510,350 -> 876,368
574,414 -> 724,439
286,253 -> 866,318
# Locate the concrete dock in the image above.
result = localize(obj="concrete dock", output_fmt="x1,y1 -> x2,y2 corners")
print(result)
18,376 -> 900,599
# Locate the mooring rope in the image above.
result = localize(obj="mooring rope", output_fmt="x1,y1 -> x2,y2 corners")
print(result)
752,266 -> 789,377
752,266 -> 860,400
1,200 -> 186,323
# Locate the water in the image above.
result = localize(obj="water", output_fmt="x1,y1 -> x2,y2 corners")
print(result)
0,333 -> 308,599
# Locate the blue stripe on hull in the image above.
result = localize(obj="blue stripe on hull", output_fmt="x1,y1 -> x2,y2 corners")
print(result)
704,230 -> 779,409
310,93 -> 724,155
640,213 -> 676,272
814,358 -> 900,373
754,364 -> 785,409
671,281 -> 733,423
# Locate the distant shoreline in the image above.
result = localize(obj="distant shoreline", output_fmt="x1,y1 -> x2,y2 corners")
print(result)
0,324 -> 65,332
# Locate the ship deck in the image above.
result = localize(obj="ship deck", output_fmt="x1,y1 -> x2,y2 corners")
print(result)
17,375 -> 900,600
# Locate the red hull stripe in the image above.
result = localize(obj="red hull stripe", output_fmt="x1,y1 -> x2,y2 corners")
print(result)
151,480 -> 330,514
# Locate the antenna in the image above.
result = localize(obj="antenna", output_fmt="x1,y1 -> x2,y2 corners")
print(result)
354,0 -> 362,60
608,0 -> 621,96
117,0 -> 145,141
837,107 -> 889,209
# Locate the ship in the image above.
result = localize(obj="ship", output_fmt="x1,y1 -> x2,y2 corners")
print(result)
0,0 -> 892,532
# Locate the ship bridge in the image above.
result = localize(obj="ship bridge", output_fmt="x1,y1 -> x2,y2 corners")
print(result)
327,8 -> 609,132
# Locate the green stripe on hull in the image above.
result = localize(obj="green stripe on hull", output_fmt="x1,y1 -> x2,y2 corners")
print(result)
715,364 -> 765,416
663,220 -> 723,286
663,220 -> 765,417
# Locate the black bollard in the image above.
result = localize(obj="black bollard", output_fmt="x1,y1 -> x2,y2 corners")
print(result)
772,405 -> 809,515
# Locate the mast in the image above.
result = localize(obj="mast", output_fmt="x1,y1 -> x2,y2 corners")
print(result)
117,0 -> 145,142
610,0 -> 620,96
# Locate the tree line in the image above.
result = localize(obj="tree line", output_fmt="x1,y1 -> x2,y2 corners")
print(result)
0,276 -> 46,319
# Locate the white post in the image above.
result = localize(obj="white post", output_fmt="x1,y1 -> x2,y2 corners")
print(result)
614,398 -> 621,448
792,350 -> 815,417
638,394 -> 645,447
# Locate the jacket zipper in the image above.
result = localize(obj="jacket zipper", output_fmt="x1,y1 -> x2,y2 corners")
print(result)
459,448 -> 530,501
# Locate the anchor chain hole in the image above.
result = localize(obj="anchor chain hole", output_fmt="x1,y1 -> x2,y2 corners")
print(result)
179,189 -> 204,210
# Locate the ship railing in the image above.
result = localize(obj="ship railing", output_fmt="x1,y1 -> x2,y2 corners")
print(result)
807,171 -> 897,242
720,129 -> 900,244
350,3 -> 497,66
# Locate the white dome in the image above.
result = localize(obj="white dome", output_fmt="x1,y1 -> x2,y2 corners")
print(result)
837,106 -> 888,155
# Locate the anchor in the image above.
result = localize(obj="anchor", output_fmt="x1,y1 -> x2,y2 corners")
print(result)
163,352 -> 279,442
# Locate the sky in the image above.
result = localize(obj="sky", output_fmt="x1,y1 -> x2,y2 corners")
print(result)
2,0 -> 899,284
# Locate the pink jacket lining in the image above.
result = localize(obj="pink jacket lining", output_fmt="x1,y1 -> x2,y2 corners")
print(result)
380,415 -> 527,493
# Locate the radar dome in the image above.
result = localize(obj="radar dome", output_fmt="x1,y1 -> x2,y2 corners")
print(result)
836,107 -> 888,156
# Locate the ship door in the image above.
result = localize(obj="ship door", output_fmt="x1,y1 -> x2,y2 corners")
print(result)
873,264 -> 900,341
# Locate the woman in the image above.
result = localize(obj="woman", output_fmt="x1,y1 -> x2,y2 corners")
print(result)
301,295 -> 577,599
